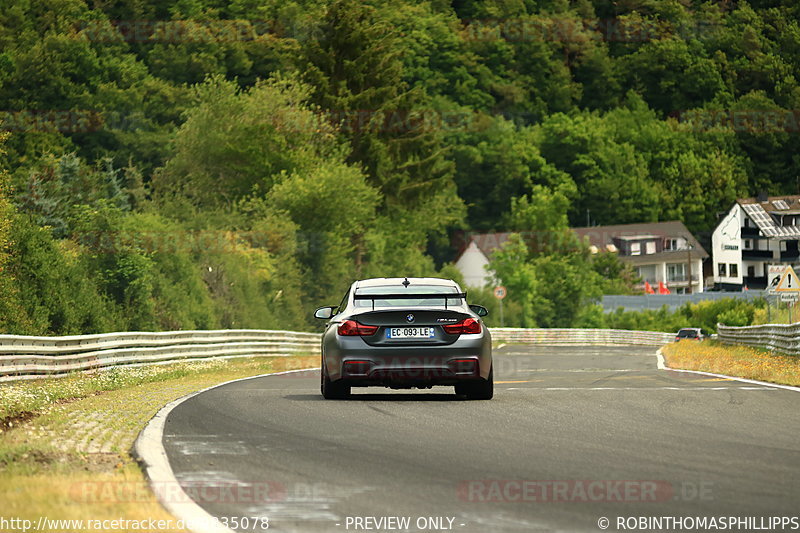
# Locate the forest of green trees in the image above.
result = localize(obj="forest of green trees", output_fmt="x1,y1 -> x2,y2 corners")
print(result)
0,0 -> 797,333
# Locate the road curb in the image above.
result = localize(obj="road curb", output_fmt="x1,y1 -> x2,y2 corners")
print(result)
133,368 -> 319,533
656,348 -> 800,393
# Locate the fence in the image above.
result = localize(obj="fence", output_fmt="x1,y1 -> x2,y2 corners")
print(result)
0,327 -> 675,382
490,328 -> 674,345
601,291 -> 763,312
717,323 -> 800,354
0,330 -> 320,382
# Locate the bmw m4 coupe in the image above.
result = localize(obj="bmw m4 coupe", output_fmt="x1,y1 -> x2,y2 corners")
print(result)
314,277 -> 493,400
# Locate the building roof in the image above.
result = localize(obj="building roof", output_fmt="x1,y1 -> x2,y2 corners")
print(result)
572,221 -> 709,261
455,221 -> 708,263
737,195 -> 800,238
738,195 -> 800,213
459,233 -> 515,259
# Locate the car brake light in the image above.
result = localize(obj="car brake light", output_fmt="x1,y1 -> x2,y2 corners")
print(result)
443,318 -> 481,335
337,320 -> 378,336
344,361 -> 372,375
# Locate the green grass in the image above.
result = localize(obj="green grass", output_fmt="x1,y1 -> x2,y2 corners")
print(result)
0,355 -> 318,528
0,356 -> 315,423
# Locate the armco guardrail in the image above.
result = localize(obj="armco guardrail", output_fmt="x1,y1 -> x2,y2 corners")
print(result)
0,327 -> 674,382
0,329 -> 320,382
490,328 -> 674,345
717,323 -> 800,354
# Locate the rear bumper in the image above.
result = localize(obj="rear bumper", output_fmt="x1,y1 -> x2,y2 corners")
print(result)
322,331 -> 492,387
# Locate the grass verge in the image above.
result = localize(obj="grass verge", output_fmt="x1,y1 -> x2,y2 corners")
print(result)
0,355 -> 318,531
661,340 -> 800,387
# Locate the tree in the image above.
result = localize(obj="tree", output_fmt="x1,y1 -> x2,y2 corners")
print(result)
154,75 -> 340,208
536,112 -> 663,226
267,160 -> 380,299
486,234 -> 539,326
301,0 -> 463,224
620,38 -> 729,115
450,116 -> 574,230
0,133 -> 30,332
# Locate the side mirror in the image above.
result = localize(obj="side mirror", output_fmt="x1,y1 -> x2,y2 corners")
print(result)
470,304 -> 489,317
314,306 -> 336,320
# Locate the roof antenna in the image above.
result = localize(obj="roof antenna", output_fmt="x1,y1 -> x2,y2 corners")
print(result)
402,277 -> 410,288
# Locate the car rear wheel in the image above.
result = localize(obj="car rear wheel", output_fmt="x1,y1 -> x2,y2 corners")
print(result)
455,367 -> 493,400
321,361 -> 351,400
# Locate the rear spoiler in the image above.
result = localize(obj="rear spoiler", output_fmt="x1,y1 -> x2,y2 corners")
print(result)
353,292 -> 467,310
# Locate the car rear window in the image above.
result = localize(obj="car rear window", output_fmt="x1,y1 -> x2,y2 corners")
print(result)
677,329 -> 699,337
354,285 -> 463,308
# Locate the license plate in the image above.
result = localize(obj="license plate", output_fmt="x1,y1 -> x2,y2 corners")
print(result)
386,327 -> 434,339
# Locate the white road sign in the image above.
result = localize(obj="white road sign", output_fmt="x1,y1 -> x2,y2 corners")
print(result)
779,292 -> 799,303
767,265 -> 786,292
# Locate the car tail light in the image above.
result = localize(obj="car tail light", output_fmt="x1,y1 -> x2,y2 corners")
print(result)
337,320 -> 378,336
443,318 -> 481,335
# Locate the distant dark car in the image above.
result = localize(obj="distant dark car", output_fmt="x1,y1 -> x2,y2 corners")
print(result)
675,328 -> 703,341
314,277 -> 493,400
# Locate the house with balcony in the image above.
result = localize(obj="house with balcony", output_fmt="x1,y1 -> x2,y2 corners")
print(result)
453,221 -> 707,293
572,221 -> 707,294
711,194 -> 800,290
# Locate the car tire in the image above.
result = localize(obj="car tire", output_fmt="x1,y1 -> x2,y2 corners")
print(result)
455,366 -> 493,400
321,361 -> 351,400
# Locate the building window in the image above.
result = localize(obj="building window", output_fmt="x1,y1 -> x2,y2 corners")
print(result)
730,264 -> 738,277
664,238 -> 678,251
747,266 -> 755,277
667,263 -> 686,282
718,263 -> 727,277
780,241 -> 787,252
630,242 -> 641,256
743,217 -> 751,228
645,241 -> 656,254
635,265 -> 657,283
744,239 -> 752,250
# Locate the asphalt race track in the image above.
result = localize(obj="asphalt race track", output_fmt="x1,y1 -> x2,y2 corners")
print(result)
161,345 -> 800,533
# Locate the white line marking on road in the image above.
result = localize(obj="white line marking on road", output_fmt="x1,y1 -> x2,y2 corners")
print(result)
505,386 -> 774,391
520,368 -> 641,372
656,350 -> 667,370
656,348 -> 800,393
134,367 -> 319,533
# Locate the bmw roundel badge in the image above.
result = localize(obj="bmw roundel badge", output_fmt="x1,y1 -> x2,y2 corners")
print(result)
406,313 -> 415,323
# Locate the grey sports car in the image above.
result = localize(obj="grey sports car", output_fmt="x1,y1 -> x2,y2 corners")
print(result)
314,277 -> 493,400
